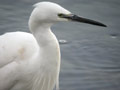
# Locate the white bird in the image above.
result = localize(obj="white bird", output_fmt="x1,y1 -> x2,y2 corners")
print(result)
0,2 -> 106,90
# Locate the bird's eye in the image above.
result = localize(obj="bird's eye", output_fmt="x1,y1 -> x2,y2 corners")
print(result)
58,13 -> 64,18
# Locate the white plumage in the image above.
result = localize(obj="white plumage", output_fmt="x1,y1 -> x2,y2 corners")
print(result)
0,2 -> 71,90
0,1 -> 106,90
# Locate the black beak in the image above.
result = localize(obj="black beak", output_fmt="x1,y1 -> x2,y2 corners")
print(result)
58,13 -> 107,27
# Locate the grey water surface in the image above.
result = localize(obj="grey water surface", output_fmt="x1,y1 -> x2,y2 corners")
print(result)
0,0 -> 120,90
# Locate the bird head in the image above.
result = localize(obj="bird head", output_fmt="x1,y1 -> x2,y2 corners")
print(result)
29,1 -> 106,31
31,2 -> 71,23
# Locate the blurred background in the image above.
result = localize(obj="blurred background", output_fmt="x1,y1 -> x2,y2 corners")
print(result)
0,0 -> 120,90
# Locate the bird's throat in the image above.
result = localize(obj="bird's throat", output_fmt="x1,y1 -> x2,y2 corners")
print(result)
30,23 -> 61,90
33,26 -> 61,71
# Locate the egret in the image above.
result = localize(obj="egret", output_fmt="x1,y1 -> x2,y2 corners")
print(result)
0,2 -> 106,90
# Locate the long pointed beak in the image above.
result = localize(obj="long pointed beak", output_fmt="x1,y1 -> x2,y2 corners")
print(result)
58,14 -> 107,27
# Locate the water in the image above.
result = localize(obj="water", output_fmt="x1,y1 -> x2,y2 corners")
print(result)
0,0 -> 120,90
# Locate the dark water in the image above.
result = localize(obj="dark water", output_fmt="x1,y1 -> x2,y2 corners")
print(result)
0,0 -> 120,90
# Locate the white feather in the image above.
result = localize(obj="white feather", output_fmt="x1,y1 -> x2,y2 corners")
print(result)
0,1 -> 72,90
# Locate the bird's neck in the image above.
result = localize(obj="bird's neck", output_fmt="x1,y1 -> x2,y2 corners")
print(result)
32,24 -> 60,67
29,23 -> 60,73
28,24 -> 61,90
